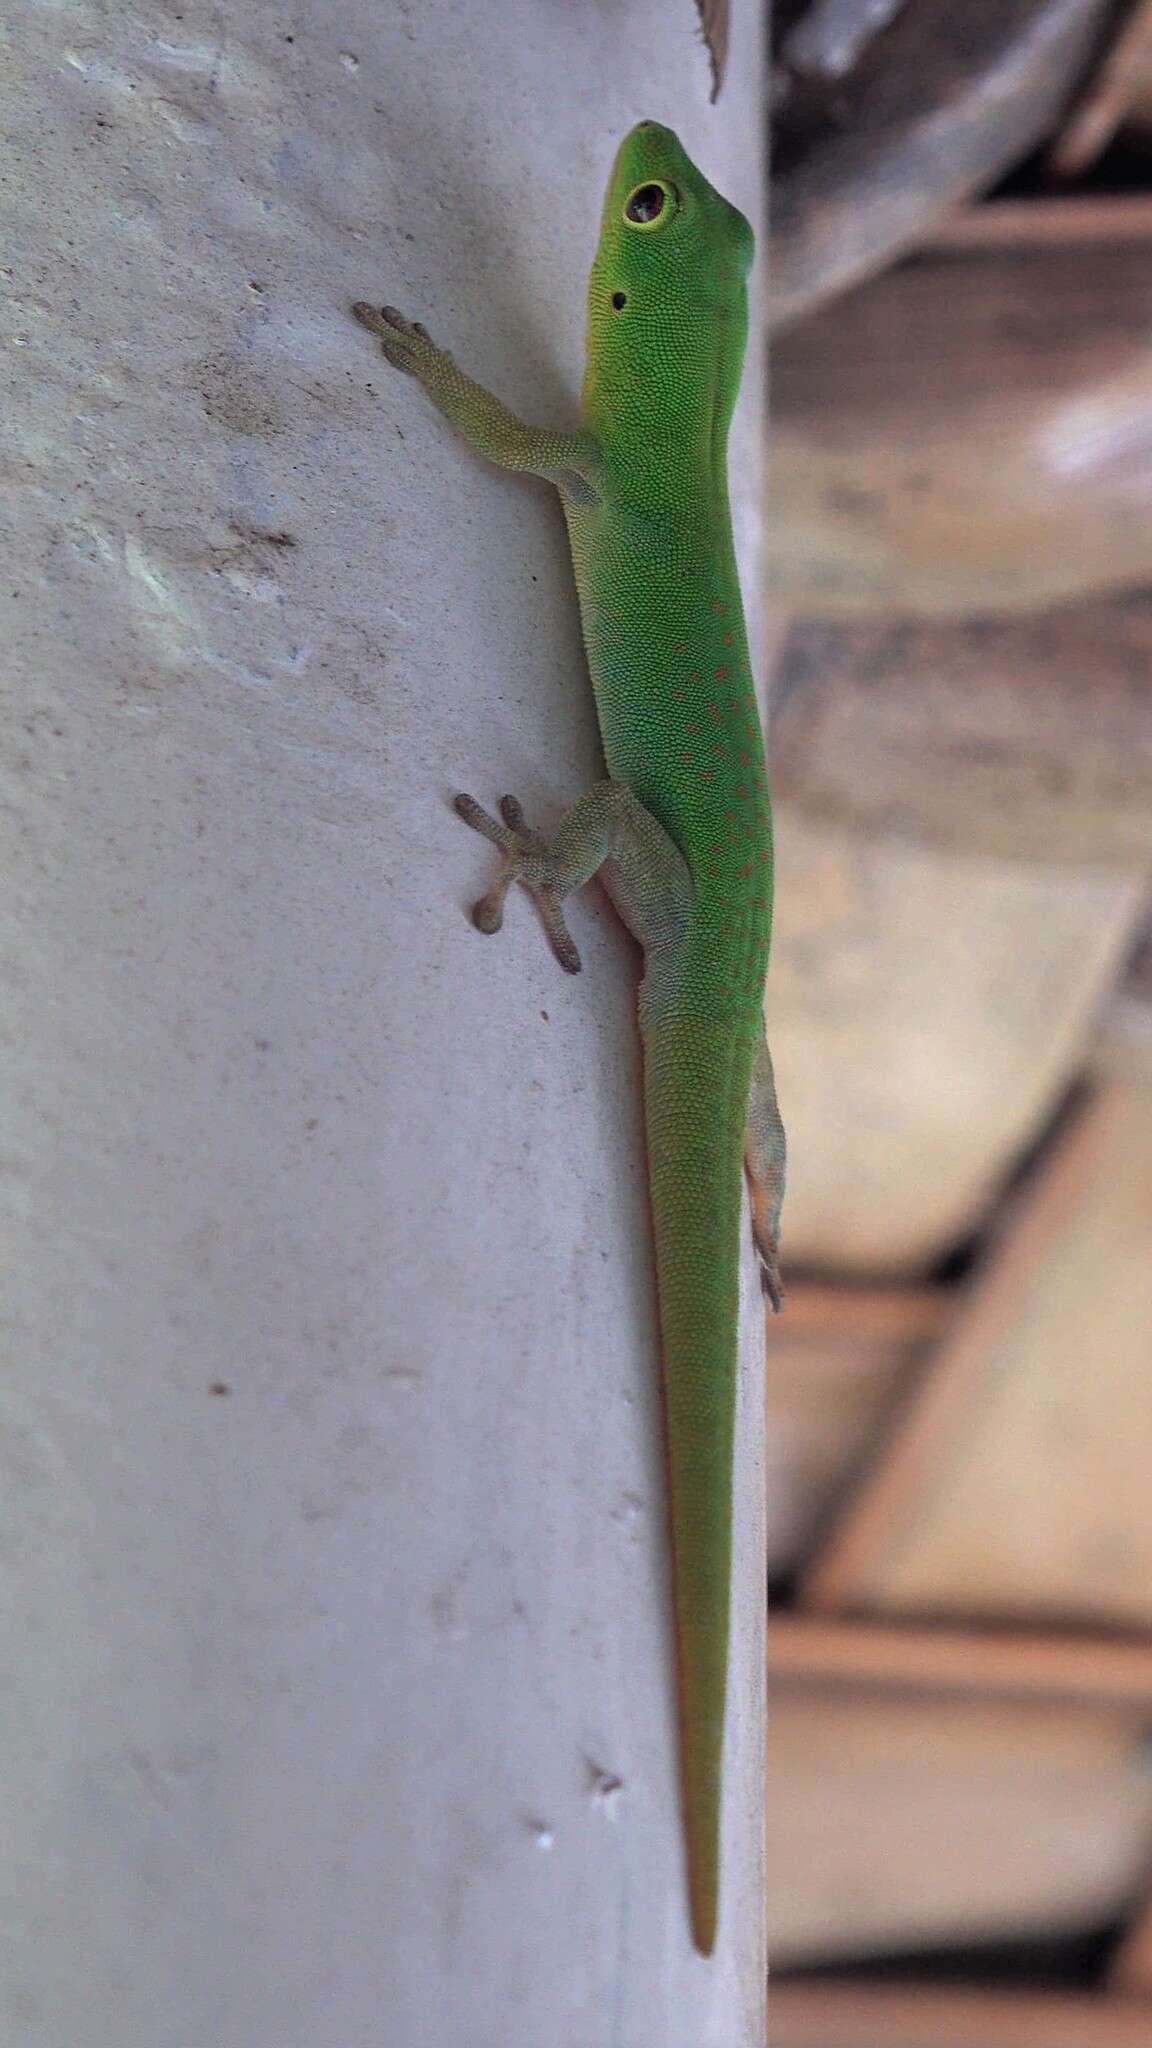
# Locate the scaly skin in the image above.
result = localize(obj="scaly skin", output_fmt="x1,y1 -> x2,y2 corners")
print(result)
354,121 -> 784,1957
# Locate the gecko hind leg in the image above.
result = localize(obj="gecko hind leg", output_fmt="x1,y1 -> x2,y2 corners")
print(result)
454,780 -> 692,981
744,1027 -> 786,1312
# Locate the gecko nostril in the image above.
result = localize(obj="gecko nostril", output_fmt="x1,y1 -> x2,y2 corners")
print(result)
612,291 -> 627,311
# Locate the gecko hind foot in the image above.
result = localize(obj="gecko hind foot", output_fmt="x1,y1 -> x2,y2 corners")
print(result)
753,1232 -> 785,1314
454,792 -> 583,975
745,1029 -> 786,1313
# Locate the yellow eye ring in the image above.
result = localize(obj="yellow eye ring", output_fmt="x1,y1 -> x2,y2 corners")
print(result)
623,180 -> 677,229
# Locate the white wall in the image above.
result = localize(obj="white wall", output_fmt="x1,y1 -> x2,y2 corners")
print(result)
2,4 -> 766,2042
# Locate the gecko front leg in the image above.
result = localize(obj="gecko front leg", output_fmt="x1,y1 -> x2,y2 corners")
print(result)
352,304 -> 600,496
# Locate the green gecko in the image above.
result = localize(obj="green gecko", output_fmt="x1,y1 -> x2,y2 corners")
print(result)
354,120 -> 784,1958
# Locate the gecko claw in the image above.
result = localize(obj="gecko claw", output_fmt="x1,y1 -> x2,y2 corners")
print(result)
453,790 -> 583,974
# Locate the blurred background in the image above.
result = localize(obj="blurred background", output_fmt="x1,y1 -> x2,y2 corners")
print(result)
764,4 -> 1152,2043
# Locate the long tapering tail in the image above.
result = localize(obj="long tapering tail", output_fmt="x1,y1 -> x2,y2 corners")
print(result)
643,1014 -> 754,1955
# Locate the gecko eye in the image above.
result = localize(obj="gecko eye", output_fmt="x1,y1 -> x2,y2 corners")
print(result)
623,180 -> 677,229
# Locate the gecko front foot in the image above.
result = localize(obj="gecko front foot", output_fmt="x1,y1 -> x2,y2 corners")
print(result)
454,793 -> 583,975
352,302 -> 445,381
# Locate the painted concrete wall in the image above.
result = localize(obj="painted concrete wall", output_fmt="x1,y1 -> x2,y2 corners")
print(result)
3,4 -> 766,2042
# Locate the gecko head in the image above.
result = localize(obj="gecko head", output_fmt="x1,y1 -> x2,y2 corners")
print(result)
583,123 -> 753,452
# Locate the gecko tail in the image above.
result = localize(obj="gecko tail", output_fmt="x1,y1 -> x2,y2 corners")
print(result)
643,1019 -> 749,1958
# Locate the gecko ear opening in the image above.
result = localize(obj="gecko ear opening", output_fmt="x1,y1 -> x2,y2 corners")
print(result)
611,291 -> 627,311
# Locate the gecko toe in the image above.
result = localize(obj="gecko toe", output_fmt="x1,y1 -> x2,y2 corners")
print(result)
537,888 -> 582,974
454,792 -> 507,846
352,301 -> 394,335
471,891 -> 507,935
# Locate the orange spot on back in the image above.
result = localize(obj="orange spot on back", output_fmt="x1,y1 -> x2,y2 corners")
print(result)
714,665 -> 729,681
699,769 -> 715,783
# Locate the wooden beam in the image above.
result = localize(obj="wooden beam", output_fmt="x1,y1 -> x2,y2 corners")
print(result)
802,1089 -> 1114,1610
768,1983 -> 1152,2048
775,1286 -> 948,1346
1051,0 -> 1152,176
771,610 -> 1152,867
765,1287 -> 949,1577
769,0 -> 1112,329
768,1683 -> 1152,1965
769,1615 -> 1152,1709
768,809 -> 1145,1276
1112,1893 -> 1152,1993
930,194 -> 1152,249
771,235 -> 1152,615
